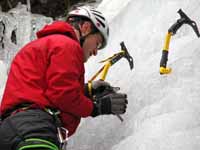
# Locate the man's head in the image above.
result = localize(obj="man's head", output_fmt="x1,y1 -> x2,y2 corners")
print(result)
66,6 -> 109,62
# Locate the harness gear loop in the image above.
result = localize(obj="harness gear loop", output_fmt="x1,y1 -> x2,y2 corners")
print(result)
17,138 -> 59,150
45,108 -> 69,149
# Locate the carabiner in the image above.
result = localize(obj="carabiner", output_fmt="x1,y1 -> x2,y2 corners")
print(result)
57,127 -> 68,150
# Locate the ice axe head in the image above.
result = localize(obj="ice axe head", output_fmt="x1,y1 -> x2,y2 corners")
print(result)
120,41 -> 134,70
178,9 -> 200,38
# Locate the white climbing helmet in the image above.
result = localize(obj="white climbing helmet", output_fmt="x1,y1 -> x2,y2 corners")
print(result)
67,6 -> 109,49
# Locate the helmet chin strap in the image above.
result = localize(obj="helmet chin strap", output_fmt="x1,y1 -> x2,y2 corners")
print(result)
80,31 -> 96,47
80,36 -> 85,47
68,17 -> 98,47
80,33 -> 92,47
74,23 -> 88,47
76,22 -> 99,47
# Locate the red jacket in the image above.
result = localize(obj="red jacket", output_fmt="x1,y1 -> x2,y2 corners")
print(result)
0,21 -> 94,136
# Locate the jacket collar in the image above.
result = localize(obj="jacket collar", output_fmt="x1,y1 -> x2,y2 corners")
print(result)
36,21 -> 78,42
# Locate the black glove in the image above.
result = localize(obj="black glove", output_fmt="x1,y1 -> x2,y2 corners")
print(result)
91,92 -> 128,117
84,80 -> 111,98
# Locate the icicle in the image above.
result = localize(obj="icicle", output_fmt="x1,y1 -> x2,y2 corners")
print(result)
26,0 -> 31,12
7,0 -> 13,9
64,0 -> 70,15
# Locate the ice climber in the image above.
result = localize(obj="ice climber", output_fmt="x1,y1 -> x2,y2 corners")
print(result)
0,6 -> 128,150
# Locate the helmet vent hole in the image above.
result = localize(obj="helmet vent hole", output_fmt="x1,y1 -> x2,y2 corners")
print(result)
95,17 -> 105,28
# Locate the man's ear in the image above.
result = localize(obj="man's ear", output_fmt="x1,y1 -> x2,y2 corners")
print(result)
80,21 -> 92,36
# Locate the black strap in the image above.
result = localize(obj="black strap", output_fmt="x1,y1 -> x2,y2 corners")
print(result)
44,108 -> 62,128
1,103 -> 33,120
6,117 -> 25,149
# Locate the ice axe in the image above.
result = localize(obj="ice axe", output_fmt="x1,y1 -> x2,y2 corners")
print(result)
159,9 -> 200,75
88,41 -> 134,122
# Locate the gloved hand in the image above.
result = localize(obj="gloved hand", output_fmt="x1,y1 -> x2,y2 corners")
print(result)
84,80 -> 112,98
91,92 -> 128,117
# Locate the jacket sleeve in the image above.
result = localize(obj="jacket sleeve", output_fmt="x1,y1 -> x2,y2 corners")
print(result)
45,37 -> 93,117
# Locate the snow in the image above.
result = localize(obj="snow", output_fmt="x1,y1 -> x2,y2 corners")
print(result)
1,0 -> 200,150
70,0 -> 200,150
0,60 -> 7,101
0,3 -> 52,67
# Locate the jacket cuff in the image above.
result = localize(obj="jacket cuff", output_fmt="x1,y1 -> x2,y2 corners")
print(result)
91,102 -> 99,117
84,83 -> 90,98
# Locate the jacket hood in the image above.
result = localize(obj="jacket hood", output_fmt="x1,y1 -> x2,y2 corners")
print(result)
36,21 -> 78,42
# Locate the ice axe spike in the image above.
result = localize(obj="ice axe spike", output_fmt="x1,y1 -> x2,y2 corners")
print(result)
120,42 -> 134,70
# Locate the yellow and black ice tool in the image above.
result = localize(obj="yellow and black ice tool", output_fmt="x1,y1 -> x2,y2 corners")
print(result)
88,41 -> 134,122
160,9 -> 200,75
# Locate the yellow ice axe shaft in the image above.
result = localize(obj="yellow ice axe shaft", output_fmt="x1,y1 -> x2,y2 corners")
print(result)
88,57 -> 123,122
88,59 -> 113,83
159,9 -> 200,75
87,62 -> 112,96
159,32 -> 172,74
100,62 -> 112,80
